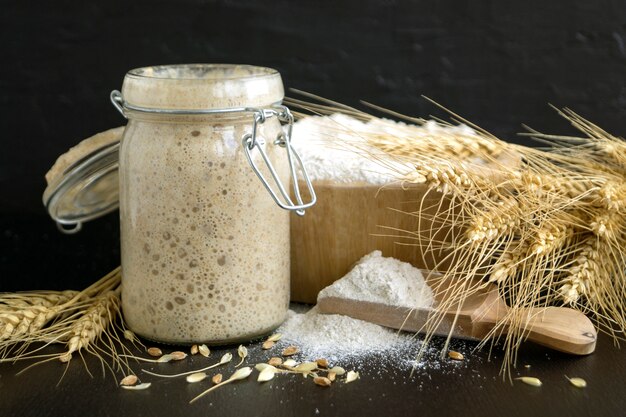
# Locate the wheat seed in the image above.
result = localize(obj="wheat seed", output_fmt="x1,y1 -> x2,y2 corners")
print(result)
313,376 -> 332,387
190,367 -> 253,404
262,340 -> 275,350
120,375 -> 138,386
316,358 -> 329,368
329,366 -> 345,375
448,351 -> 464,361
281,346 -> 298,356
121,382 -> 151,391
190,344 -> 199,355
566,376 -> 587,388
258,367 -> 277,382
236,345 -> 248,367
345,371 -> 360,384
212,373 -> 222,384
147,347 -> 162,357
198,344 -> 210,357
186,372 -> 207,383
328,372 -> 336,382
282,359 -> 298,368
294,362 -> 318,373
515,377 -> 542,387
268,357 -> 282,367
170,351 -> 187,360
266,333 -> 282,342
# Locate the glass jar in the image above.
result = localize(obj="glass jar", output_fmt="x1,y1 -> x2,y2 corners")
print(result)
111,64 -> 315,344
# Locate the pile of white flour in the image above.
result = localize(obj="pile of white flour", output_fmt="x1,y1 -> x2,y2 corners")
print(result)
291,113 -> 477,184
318,251 -> 434,309
277,251 -> 435,361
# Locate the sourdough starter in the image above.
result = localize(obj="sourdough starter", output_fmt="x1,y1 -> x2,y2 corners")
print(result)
118,65 -> 290,344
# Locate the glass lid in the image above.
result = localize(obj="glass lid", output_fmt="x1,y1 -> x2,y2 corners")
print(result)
43,127 -> 124,234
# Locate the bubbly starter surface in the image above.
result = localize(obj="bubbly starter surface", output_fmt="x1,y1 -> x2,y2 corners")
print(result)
119,118 -> 290,343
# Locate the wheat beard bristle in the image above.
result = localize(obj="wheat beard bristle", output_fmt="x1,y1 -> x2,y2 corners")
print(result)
60,291 -> 120,362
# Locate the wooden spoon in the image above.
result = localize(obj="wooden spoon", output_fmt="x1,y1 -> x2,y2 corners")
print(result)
317,276 -> 597,355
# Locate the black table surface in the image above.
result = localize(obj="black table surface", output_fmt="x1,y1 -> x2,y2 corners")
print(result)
0,320 -> 624,417
1,215 -> 626,417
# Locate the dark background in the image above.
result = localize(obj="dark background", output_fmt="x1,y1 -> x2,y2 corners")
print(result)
1,0 -> 625,291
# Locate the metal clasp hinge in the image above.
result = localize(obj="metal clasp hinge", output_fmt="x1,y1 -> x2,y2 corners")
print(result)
242,105 -> 316,216
110,90 -> 316,216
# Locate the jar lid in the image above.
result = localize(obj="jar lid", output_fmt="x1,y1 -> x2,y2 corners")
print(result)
42,127 -> 124,233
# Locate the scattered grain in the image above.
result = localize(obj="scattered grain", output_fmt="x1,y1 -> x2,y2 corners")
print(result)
212,373 -> 223,385
236,345 -> 248,367
566,376 -> 587,388
199,344 -> 210,357
448,351 -> 464,361
266,333 -> 282,342
282,346 -> 299,356
262,340 -> 275,350
147,347 -> 162,357
186,372 -> 207,383
316,358 -> 329,368
515,377 -> 542,387
345,371 -> 359,384
268,357 -> 282,367
119,374 -> 138,386
313,376 -> 332,387
121,382 -> 152,391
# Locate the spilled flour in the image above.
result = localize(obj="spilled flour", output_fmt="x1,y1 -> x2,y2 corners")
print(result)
277,306 -> 415,362
277,251 -> 435,363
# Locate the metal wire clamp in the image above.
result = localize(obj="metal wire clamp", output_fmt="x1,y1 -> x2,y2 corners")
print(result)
111,90 -> 316,216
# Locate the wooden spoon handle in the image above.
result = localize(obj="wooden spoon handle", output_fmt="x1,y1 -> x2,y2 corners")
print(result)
519,307 -> 597,355
477,306 -> 597,355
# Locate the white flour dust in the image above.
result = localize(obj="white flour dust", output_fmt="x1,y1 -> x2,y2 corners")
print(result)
277,251 -> 435,363
291,113 -> 477,184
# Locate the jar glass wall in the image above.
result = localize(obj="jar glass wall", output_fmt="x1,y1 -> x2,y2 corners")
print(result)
118,64 -> 291,344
